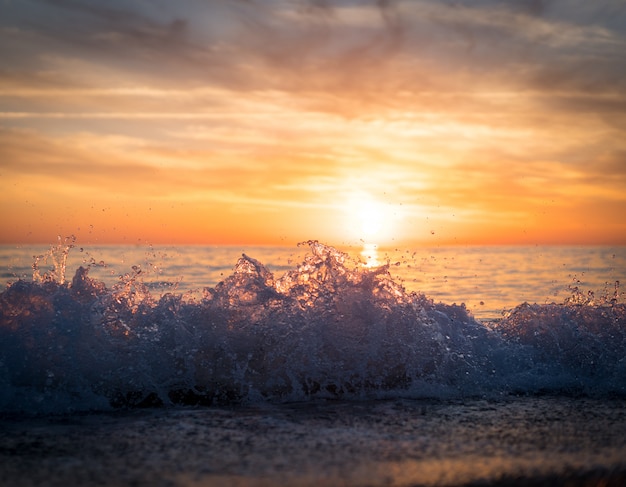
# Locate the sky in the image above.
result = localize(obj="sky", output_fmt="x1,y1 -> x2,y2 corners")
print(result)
1,0 -> 625,246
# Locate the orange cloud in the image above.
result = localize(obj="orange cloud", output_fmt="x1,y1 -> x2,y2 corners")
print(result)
1,1 -> 625,245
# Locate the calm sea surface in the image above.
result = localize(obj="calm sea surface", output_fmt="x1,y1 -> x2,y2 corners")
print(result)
1,243 -> 624,321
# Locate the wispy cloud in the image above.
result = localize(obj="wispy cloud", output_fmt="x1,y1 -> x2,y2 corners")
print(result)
1,0 -> 625,244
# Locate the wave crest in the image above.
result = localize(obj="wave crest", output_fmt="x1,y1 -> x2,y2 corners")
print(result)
1,241 -> 624,414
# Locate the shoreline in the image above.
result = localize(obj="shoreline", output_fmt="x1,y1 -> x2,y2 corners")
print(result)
2,396 -> 625,487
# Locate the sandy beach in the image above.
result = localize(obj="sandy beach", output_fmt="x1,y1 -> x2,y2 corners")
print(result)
2,396 -> 625,487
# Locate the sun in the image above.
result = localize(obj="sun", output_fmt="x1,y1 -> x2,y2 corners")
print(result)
345,192 -> 395,244
358,199 -> 384,240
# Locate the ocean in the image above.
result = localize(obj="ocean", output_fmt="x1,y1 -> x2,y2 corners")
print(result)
1,240 -> 625,486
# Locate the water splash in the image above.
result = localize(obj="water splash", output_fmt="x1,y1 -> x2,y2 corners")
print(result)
32,235 -> 76,285
1,241 -> 625,414
565,279 -> 623,307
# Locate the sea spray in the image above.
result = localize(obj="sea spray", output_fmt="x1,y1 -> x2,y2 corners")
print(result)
1,241 -> 625,414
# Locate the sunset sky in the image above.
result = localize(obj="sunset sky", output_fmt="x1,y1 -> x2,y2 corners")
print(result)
1,0 -> 625,246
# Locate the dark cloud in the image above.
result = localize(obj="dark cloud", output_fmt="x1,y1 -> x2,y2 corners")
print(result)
0,0 -> 227,89
526,57 -> 626,94
0,0 -> 408,92
2,0 -> 625,118
376,0 -> 405,43
510,0 -> 553,17
0,0 -> 622,99
39,0 -> 194,59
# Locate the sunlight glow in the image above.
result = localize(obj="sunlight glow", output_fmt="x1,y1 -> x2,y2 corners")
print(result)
345,192 -> 396,244
2,0 -> 625,246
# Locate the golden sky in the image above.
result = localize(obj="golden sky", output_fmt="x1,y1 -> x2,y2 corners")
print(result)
1,0 -> 625,246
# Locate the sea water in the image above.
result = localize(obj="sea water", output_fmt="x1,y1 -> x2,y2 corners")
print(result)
1,240 -> 625,486
2,241 -> 623,321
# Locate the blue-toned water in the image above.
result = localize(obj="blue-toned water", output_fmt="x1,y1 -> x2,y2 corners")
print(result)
1,240 -> 625,486
1,239 -> 625,410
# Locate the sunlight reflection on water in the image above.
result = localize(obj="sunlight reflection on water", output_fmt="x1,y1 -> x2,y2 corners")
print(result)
360,243 -> 381,267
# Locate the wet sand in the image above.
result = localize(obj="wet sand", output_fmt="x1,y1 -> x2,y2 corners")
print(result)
1,396 -> 625,486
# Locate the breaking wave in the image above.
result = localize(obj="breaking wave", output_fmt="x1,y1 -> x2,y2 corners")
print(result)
1,241 -> 625,414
